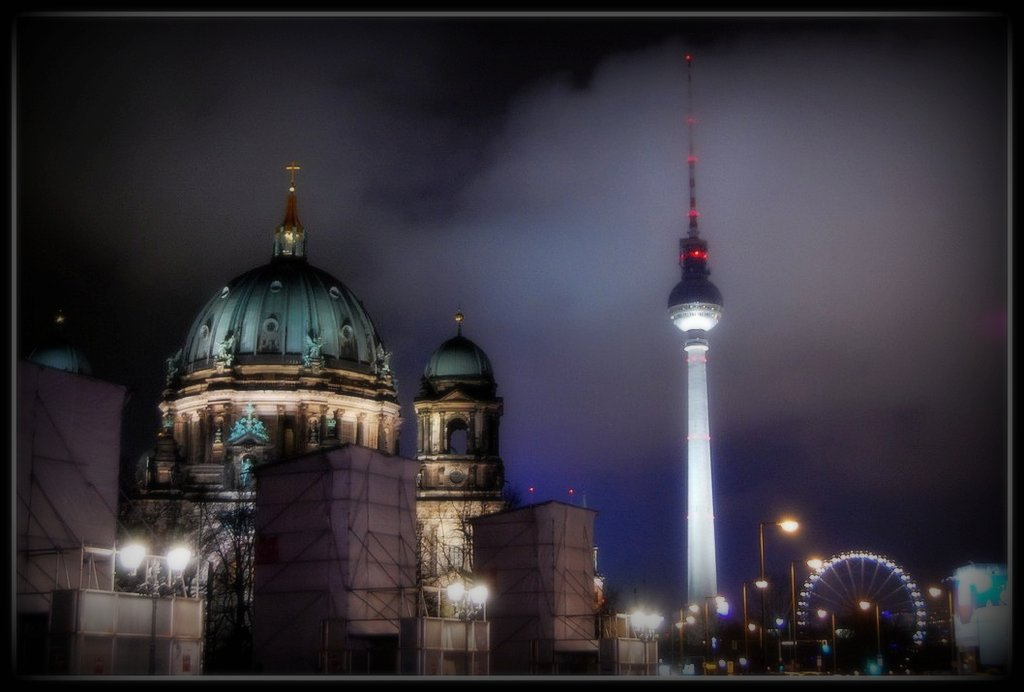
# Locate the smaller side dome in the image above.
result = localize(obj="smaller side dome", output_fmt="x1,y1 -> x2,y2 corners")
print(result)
424,335 -> 494,380
28,310 -> 93,375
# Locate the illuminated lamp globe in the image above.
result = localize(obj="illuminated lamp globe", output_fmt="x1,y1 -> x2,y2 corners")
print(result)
119,543 -> 147,571
447,582 -> 466,602
668,277 -> 722,333
469,585 -> 489,606
167,547 -> 192,572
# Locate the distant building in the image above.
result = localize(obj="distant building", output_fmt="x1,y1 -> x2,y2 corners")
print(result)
952,563 -> 1009,673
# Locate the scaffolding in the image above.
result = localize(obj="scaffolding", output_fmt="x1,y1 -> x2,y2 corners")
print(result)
15,362 -> 129,673
252,445 -> 419,673
472,501 -> 603,674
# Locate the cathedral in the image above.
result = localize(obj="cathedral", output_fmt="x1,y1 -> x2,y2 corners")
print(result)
123,167 -> 509,660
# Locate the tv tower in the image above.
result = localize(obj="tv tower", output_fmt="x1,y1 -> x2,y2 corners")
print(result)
668,53 -> 723,604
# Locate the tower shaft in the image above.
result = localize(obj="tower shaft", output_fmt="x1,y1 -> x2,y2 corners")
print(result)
685,338 -> 717,602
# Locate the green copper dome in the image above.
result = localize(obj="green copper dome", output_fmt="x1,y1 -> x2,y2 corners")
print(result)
29,340 -> 93,375
178,179 -> 389,374
29,311 -> 93,375
181,257 -> 386,373
424,334 -> 494,380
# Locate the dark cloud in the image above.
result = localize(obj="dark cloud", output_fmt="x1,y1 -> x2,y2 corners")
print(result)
15,14 -> 1007,614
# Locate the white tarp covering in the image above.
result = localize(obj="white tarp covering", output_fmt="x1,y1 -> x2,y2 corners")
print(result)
48,589 -> 203,675
472,501 -> 599,674
253,445 -> 418,673
16,362 -> 127,609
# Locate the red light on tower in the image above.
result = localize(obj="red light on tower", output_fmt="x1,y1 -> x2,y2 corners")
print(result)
687,155 -> 698,163
685,53 -> 693,63
568,488 -> 575,496
528,486 -> 535,494
688,209 -> 701,219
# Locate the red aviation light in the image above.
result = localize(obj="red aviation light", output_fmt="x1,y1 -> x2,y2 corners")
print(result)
687,155 -> 698,163
685,53 -> 693,62
688,249 -> 707,260
688,209 -> 701,219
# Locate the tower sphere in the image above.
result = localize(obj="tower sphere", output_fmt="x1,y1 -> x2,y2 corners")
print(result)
668,276 -> 723,333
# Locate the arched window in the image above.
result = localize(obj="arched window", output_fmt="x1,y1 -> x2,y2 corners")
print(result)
446,418 -> 468,454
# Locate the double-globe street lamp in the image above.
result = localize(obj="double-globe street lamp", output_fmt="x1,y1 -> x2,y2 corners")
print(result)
117,542 -> 193,675
630,610 -> 664,676
446,581 -> 489,621
756,518 -> 799,670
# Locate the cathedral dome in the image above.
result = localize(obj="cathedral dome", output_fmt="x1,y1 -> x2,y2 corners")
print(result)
181,258 -> 386,373
150,168 -> 401,492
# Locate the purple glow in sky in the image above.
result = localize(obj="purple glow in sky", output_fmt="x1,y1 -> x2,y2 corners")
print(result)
16,13 -> 1008,615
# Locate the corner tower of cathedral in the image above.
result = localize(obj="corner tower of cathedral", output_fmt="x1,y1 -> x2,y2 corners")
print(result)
415,311 -> 506,582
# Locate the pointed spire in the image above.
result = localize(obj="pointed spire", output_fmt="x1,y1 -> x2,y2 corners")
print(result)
274,162 -> 306,260
454,309 -> 464,336
282,161 -> 302,228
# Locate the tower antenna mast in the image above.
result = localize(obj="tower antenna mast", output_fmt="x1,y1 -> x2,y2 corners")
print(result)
686,53 -> 700,239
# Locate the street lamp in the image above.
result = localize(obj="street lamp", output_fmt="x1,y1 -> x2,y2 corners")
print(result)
774,617 -> 785,668
447,581 -> 489,621
630,610 -> 663,676
788,557 -> 821,671
859,600 -> 882,672
817,608 -> 837,674
630,610 -> 664,640
928,584 -> 957,673
756,518 -> 798,670
741,582 -> 750,664
116,542 -> 193,675
701,596 -> 728,673
675,611 -> 698,673
118,541 -> 193,596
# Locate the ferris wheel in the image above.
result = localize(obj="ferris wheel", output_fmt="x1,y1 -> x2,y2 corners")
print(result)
797,550 -> 927,645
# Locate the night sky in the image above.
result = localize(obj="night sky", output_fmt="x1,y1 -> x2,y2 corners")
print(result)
15,13 -> 1009,618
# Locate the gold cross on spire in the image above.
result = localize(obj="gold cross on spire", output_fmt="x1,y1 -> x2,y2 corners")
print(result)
285,161 -> 301,191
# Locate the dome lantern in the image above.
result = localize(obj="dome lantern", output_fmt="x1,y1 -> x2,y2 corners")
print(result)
273,161 -> 306,260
